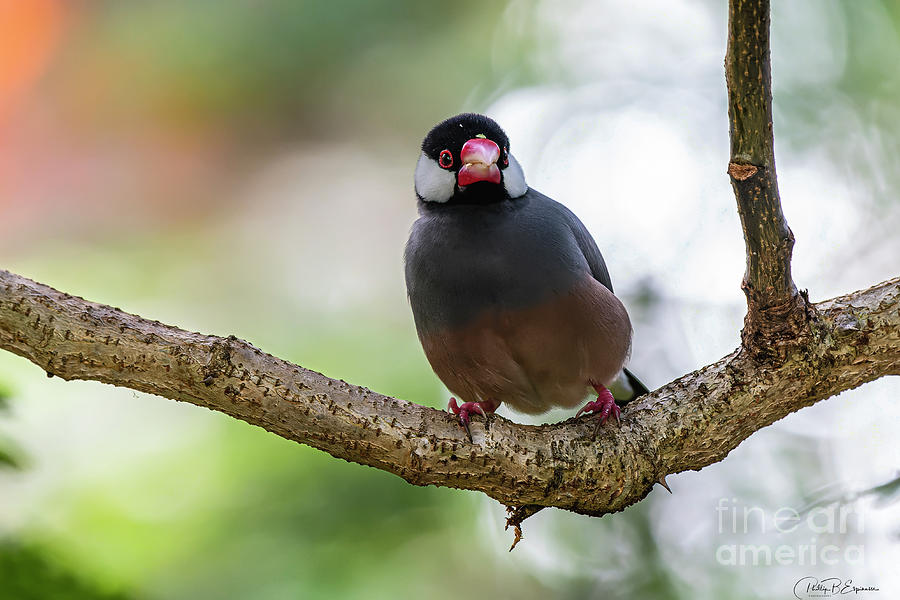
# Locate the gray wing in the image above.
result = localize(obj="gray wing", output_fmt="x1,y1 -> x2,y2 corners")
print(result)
541,192 -> 651,400
555,202 -> 613,293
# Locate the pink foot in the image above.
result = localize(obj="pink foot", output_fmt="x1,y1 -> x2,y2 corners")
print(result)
448,398 -> 499,441
576,383 -> 621,433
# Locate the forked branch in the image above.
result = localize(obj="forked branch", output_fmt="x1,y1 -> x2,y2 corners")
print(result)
1,270 -> 898,517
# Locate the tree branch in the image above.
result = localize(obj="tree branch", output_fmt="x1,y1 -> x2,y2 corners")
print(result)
726,0 -> 807,352
1,269 -> 898,516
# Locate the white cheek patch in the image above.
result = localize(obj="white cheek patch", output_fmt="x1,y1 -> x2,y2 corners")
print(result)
503,153 -> 527,198
414,152 -> 455,203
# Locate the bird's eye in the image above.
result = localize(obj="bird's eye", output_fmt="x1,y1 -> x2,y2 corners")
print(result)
502,149 -> 509,167
438,150 -> 453,169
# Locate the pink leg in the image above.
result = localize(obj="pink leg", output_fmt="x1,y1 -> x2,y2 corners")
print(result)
576,382 -> 621,433
448,398 -> 500,441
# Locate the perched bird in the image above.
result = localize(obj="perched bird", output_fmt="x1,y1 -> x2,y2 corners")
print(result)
405,113 -> 648,440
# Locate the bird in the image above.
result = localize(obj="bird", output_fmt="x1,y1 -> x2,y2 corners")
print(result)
405,113 -> 648,440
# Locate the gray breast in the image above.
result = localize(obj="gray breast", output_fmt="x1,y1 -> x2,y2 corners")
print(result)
404,190 -> 591,334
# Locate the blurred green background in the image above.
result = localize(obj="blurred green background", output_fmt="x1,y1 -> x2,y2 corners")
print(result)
1,1 -> 899,598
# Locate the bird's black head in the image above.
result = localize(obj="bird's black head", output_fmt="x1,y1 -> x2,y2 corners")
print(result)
414,113 -> 527,205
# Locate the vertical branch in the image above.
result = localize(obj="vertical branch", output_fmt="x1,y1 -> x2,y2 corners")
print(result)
726,0 -> 808,354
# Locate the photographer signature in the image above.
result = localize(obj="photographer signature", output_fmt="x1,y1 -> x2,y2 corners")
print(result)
794,577 -> 879,598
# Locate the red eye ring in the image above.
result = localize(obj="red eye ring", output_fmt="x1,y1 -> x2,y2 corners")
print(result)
502,147 -> 509,167
438,150 -> 453,169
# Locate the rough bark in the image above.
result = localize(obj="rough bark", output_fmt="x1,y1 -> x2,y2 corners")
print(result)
726,0 -> 808,352
1,269 -> 898,516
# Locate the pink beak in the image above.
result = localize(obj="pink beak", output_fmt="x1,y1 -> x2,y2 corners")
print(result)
457,138 -> 501,187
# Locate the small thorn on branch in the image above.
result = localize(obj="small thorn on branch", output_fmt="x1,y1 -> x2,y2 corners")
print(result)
657,475 -> 672,493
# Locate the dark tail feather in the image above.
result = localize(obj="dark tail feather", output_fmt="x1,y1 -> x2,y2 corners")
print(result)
624,368 -> 650,396
621,367 -> 650,405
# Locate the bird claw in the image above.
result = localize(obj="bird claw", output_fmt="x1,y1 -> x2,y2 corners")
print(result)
448,398 -> 493,442
577,384 -> 621,435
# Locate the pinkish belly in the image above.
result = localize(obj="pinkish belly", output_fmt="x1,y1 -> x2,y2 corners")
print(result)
420,277 -> 632,415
